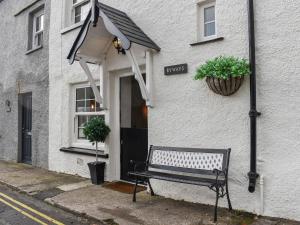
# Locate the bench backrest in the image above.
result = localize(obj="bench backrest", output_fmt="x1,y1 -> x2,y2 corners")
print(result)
147,146 -> 231,176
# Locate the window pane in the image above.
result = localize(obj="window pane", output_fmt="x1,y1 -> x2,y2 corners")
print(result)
85,87 -> 94,100
34,33 -> 43,47
76,100 -> 85,112
40,15 -> 44,31
76,88 -> 85,100
96,102 -> 101,112
205,22 -> 215,36
36,17 -> 40,32
86,100 -> 96,112
74,6 -> 81,23
78,115 -> 87,127
204,6 -> 215,23
81,3 -> 90,20
77,115 -> 105,140
78,128 -> 85,139
74,2 -> 89,23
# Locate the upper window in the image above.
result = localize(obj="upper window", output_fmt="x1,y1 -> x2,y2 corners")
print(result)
198,1 -> 216,40
204,6 -> 215,37
28,7 -> 44,51
73,0 -> 90,24
33,12 -> 44,48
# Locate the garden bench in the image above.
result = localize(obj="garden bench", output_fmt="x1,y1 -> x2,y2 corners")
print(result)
128,145 -> 232,222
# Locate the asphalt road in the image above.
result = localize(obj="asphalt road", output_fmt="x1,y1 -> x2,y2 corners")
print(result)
0,184 -> 103,225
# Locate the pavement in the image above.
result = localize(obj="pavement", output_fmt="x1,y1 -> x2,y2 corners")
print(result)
0,184 -> 102,225
0,160 -> 299,225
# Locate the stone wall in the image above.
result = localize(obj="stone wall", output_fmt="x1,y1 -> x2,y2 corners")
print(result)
0,0 -> 50,168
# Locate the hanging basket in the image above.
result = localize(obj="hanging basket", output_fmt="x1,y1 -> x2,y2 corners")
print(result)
205,76 -> 244,96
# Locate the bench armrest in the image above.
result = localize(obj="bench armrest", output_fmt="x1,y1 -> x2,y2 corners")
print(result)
130,160 -> 147,172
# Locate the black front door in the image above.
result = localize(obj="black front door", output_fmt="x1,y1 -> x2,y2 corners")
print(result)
20,93 -> 32,164
120,76 -> 148,182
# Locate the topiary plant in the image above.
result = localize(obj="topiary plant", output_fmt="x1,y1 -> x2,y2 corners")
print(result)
194,56 -> 250,80
83,117 -> 110,161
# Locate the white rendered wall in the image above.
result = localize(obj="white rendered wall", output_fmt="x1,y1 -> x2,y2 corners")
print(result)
49,0 -> 300,221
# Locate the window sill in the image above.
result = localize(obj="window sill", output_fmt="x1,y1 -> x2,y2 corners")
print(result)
25,45 -> 43,55
60,147 -> 109,158
190,37 -> 224,46
61,22 -> 84,35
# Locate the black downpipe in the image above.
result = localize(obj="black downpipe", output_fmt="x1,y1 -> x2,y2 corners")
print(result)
248,0 -> 261,193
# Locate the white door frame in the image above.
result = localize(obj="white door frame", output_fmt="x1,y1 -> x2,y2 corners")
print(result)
108,68 -> 146,181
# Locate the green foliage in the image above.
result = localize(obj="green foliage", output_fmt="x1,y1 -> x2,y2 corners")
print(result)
194,56 -> 250,80
83,117 -> 110,144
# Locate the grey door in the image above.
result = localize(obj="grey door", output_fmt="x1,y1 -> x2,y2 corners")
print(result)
120,76 -> 148,182
21,93 -> 32,164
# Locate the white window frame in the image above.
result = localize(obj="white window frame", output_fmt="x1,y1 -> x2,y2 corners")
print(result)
198,1 -> 217,41
32,10 -> 44,49
72,0 -> 90,24
71,83 -> 106,149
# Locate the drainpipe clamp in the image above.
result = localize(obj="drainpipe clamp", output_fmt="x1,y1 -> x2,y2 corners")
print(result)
249,110 -> 261,118
248,171 -> 259,193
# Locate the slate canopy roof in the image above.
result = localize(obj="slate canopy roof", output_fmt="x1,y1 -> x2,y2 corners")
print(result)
67,1 -> 160,64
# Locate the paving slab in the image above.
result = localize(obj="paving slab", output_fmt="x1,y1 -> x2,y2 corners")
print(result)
0,160 -> 87,194
46,185 -> 261,225
57,180 -> 92,192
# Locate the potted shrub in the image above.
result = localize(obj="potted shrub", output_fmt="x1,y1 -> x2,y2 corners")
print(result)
83,117 -> 110,185
194,56 -> 250,96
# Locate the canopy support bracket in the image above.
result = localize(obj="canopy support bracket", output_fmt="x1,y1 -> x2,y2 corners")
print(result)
126,49 -> 153,107
79,59 -> 103,104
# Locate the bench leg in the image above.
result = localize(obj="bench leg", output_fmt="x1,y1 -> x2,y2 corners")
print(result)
214,186 -> 219,223
148,179 -> 155,196
133,177 -> 138,202
226,181 -> 233,211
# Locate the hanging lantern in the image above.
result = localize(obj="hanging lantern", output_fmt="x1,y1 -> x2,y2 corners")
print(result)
112,37 -> 126,55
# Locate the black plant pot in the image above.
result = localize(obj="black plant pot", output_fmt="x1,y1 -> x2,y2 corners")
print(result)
88,161 -> 105,185
206,76 -> 244,96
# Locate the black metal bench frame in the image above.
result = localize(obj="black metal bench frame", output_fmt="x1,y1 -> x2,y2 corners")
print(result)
128,145 -> 232,222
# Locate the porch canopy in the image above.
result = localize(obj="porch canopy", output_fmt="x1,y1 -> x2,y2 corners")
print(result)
67,1 -> 160,107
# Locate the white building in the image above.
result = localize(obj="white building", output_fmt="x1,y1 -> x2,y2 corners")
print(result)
49,0 -> 300,221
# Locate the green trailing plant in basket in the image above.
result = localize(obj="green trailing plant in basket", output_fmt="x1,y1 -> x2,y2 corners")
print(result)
194,56 -> 250,80
194,56 -> 250,96
83,117 -> 110,161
